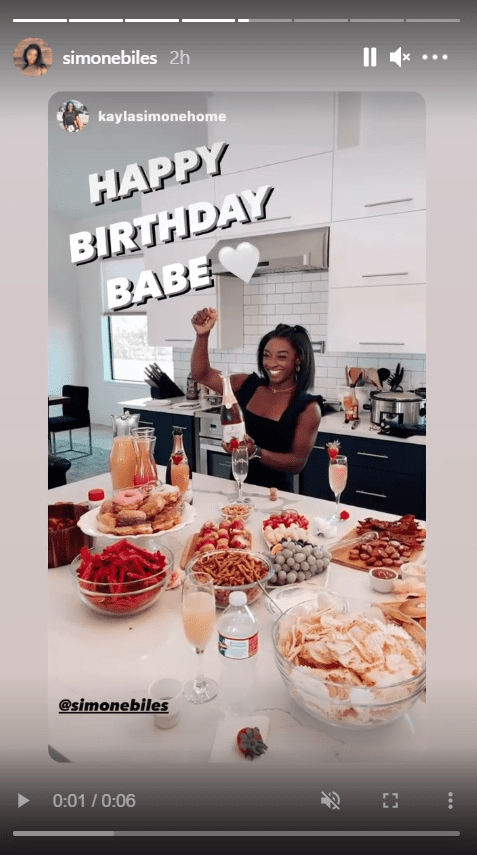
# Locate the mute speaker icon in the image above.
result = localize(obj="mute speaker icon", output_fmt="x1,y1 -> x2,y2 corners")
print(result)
390,47 -> 402,67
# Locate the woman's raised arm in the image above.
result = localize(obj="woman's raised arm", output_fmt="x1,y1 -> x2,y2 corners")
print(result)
190,308 -> 223,393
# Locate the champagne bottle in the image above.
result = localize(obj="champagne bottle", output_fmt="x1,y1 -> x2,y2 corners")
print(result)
220,373 -> 246,444
165,428 -> 192,503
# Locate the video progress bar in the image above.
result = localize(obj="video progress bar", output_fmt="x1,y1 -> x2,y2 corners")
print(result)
14,831 -> 460,837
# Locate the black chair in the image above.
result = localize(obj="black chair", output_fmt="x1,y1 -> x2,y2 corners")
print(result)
48,385 -> 92,457
48,454 -> 72,489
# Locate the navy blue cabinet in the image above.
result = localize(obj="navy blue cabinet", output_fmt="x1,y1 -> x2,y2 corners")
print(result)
299,432 -> 426,520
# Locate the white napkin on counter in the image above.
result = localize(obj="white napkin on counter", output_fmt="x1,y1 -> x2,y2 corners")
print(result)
208,715 -> 269,764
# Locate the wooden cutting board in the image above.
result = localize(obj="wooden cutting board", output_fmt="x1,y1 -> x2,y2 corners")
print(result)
180,530 -> 253,569
330,526 -> 425,573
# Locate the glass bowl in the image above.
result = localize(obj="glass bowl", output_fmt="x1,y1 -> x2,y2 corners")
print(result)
185,549 -> 273,609
69,541 -> 174,616
272,590 -> 426,729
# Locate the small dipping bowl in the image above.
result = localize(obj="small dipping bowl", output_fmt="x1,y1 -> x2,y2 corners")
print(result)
400,562 -> 427,582
369,566 -> 399,593
219,500 -> 253,521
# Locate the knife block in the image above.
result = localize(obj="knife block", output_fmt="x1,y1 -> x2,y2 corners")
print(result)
150,376 -> 184,399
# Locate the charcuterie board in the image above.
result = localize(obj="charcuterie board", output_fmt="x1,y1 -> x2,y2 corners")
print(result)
330,526 -> 425,573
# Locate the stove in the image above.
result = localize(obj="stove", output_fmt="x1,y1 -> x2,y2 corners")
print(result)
197,406 -> 231,478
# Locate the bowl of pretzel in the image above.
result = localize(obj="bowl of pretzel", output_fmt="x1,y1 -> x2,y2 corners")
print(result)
273,590 -> 426,729
185,549 -> 273,609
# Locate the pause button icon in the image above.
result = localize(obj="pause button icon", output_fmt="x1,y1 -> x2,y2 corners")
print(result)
363,47 -> 377,67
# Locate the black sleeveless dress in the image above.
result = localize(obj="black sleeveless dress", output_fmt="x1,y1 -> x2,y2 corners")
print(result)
235,373 -> 317,492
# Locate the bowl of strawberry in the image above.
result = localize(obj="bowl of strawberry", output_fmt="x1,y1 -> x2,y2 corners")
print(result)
69,539 -> 174,616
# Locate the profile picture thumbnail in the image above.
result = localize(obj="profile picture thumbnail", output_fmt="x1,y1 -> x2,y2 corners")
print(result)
13,37 -> 52,77
57,100 -> 90,133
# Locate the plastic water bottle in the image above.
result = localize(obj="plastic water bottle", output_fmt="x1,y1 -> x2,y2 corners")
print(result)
217,591 -> 258,716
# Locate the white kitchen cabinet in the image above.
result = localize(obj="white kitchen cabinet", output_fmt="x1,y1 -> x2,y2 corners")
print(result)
327,283 -> 426,354
206,92 -> 334,174
213,152 -> 333,240
332,92 -> 426,221
147,274 -> 243,350
329,212 -> 426,289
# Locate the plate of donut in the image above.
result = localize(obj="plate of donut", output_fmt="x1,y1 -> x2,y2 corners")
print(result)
77,485 -> 196,540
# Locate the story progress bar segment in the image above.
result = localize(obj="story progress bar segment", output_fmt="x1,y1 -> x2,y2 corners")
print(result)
12,18 -> 461,23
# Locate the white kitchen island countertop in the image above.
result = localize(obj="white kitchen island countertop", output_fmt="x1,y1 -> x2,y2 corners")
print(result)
49,470 -> 426,767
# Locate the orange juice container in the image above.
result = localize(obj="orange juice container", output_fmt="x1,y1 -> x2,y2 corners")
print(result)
109,411 -> 140,489
109,434 -> 137,489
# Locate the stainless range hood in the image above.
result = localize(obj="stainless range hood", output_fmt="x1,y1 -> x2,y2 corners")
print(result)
210,227 -> 329,278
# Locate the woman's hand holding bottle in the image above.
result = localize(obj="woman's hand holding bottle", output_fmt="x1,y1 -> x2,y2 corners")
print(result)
222,434 -> 256,457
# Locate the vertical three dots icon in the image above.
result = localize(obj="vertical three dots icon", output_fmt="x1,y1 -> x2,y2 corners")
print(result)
448,792 -> 453,809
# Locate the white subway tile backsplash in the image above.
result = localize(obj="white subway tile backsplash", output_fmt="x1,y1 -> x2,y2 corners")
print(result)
174,270 -> 425,397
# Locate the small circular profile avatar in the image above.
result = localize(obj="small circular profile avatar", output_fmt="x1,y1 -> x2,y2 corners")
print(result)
57,100 -> 89,133
13,37 -> 52,77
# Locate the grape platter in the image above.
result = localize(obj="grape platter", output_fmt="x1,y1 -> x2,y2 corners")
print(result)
268,539 -> 331,586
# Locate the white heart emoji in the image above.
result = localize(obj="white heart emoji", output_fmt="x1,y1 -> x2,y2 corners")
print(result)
218,242 -> 260,283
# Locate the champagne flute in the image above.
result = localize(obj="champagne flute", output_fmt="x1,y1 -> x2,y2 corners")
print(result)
328,454 -> 348,523
231,446 -> 249,502
182,571 -> 218,704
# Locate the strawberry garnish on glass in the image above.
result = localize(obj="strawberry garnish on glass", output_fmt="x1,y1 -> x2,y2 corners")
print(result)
326,440 -> 341,460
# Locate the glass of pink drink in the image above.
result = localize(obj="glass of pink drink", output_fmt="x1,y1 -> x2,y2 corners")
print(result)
182,571 -> 218,704
328,454 -> 348,523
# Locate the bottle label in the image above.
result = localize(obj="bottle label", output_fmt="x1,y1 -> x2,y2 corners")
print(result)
223,422 -> 245,443
218,632 -> 258,659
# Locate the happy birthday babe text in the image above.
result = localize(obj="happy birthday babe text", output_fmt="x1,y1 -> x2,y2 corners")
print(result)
68,143 -> 274,311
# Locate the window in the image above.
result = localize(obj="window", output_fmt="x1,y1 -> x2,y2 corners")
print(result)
101,256 -> 174,382
108,315 -> 175,382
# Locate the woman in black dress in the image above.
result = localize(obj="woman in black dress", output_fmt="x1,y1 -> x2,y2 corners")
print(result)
191,307 -> 321,492
62,101 -> 84,132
